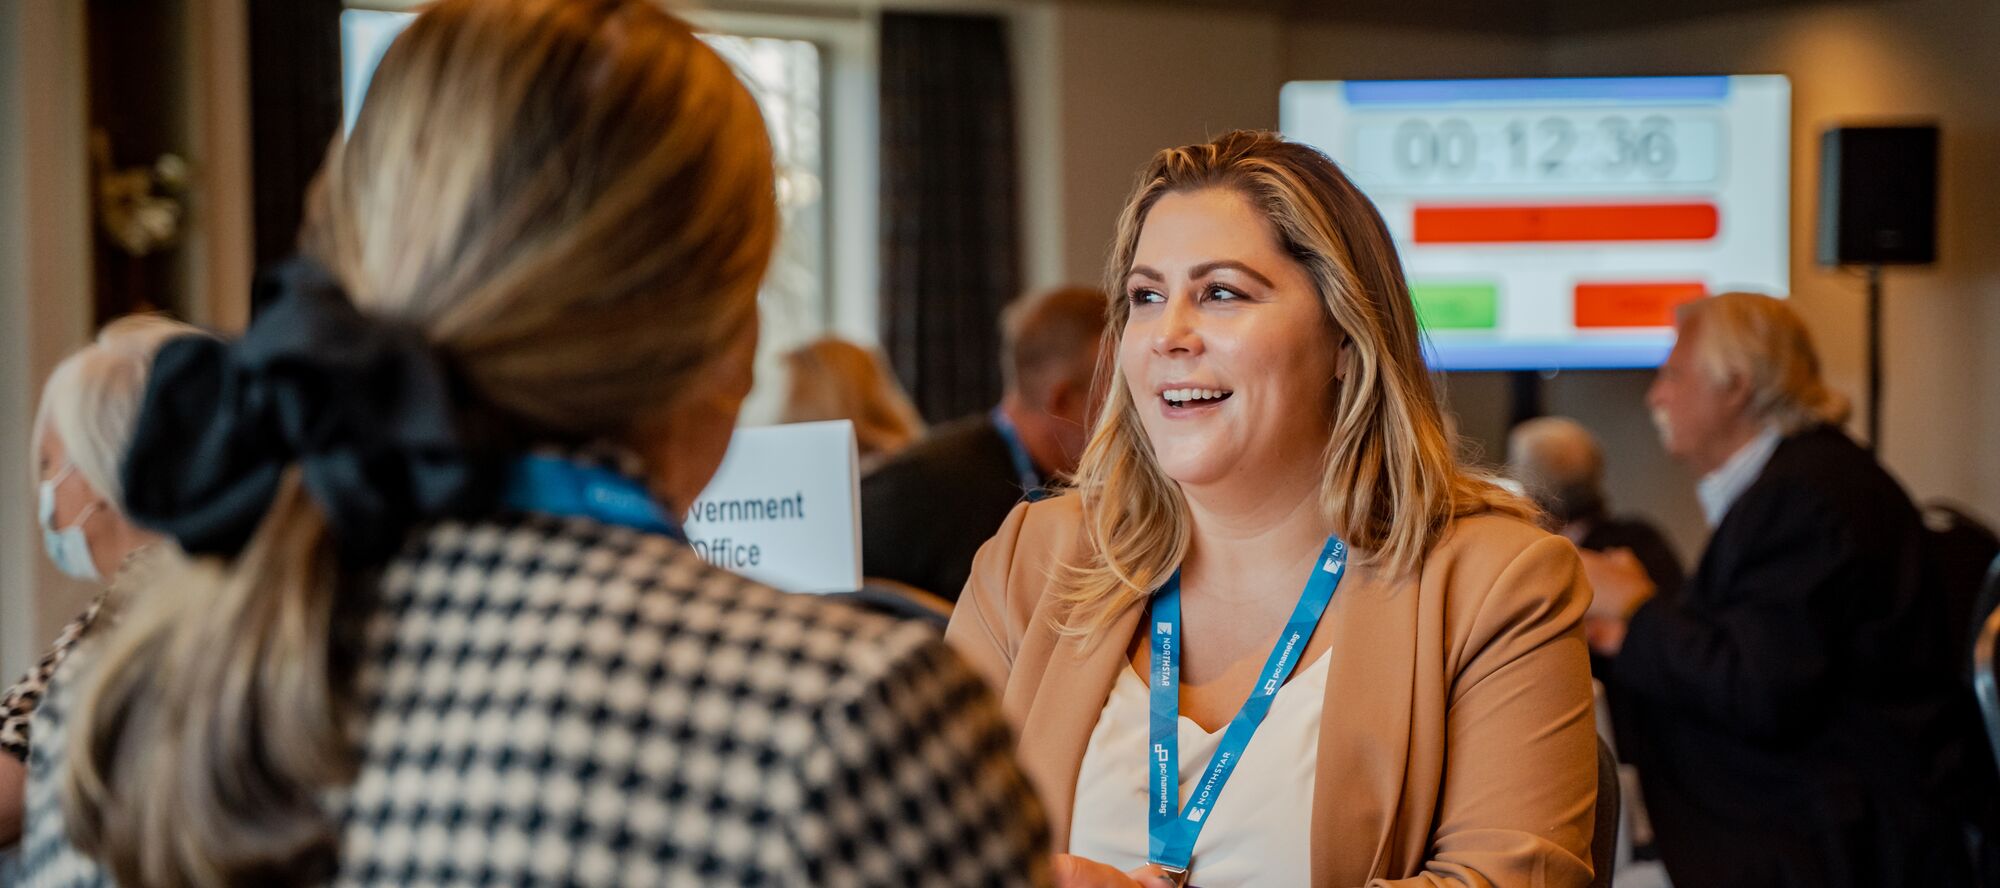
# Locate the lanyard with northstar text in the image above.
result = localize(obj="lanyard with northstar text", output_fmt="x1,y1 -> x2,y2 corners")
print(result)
1147,534 -> 1349,886
500,454 -> 688,542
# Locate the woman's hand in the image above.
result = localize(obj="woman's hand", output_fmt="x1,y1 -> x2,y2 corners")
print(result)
1578,547 -> 1654,655
1050,854 -> 1179,888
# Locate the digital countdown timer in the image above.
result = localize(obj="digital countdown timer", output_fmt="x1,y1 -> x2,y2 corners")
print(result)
1282,76 -> 1790,370
1353,112 -> 1721,188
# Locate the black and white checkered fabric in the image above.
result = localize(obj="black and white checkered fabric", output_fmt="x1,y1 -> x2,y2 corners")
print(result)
19,478 -> 1050,885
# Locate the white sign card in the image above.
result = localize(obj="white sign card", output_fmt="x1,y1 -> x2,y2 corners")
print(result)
683,420 -> 860,593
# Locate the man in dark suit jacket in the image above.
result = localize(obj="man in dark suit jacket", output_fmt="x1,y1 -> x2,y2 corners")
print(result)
861,286 -> 1106,601
1584,293 -> 1973,887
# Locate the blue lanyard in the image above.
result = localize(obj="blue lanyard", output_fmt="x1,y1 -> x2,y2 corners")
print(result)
500,454 -> 687,542
1147,534 -> 1348,876
989,406 -> 1047,502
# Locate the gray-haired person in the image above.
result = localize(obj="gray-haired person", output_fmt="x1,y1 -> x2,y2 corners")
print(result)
2,315 -> 201,850
1581,292 -> 1973,887
1507,416 -> 1683,600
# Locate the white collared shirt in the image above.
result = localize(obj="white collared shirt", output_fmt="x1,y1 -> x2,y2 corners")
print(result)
1696,426 -> 1782,526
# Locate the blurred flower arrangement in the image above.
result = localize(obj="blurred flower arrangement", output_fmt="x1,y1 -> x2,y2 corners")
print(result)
91,129 -> 189,257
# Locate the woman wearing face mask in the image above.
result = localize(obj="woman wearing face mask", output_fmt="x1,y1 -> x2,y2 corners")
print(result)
0,315 -> 201,849
947,131 -> 1598,888
17,2 -> 1048,885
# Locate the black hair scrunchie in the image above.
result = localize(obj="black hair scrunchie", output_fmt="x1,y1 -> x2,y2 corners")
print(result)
121,257 -> 500,566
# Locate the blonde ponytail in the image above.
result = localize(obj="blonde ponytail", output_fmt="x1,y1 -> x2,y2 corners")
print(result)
61,1 -> 777,883
68,476 -> 348,885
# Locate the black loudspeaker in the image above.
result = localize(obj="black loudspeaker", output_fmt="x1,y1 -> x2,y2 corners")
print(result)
1817,125 -> 1940,266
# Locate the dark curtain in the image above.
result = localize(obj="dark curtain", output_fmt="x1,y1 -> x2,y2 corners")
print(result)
87,0 -> 188,325
247,0 -> 342,278
878,12 -> 1021,423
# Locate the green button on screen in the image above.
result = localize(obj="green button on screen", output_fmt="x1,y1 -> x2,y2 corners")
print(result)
1409,283 -> 1499,331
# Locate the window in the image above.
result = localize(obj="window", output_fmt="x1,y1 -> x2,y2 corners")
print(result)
703,34 -> 826,337
699,34 -> 833,425
687,11 -> 878,425
338,8 -> 878,425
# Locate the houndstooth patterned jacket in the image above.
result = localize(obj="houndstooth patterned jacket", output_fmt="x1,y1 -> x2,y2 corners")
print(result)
18,468 -> 1051,886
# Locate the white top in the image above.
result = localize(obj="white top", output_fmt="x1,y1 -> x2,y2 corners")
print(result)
1068,649 -> 1329,887
1696,426 -> 1782,526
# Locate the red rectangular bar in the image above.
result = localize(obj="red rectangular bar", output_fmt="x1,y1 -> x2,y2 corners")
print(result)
1413,202 -> 1720,244
1574,282 -> 1708,328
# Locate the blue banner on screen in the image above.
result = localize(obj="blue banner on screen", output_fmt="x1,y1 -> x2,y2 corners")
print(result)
1281,75 -> 1790,371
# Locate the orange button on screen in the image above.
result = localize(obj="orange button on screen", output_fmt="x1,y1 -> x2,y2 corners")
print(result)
1573,282 -> 1708,328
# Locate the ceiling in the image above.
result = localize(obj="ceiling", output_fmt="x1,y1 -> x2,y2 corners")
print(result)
1131,0 -> 1882,36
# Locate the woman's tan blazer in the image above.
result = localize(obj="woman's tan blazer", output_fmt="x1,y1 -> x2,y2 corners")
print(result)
945,495 -> 1598,888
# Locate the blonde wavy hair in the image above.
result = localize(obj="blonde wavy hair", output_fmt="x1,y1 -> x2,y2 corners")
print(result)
1675,291 -> 1851,435
1058,130 -> 1530,638
62,1 -> 777,885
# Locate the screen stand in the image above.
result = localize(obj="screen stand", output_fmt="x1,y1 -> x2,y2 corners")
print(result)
1508,370 -> 1545,431
1866,264 -> 1883,454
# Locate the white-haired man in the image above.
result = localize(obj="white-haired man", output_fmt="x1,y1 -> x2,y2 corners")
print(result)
1583,292 -> 1973,887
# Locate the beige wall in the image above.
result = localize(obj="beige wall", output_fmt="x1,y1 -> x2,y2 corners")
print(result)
1048,2 -> 1284,283
1272,1 -> 2000,562
7,0 -> 1993,676
1284,20 -> 1543,81
0,0 -> 98,681
1542,0 -> 2000,559
0,0 -> 31,682
182,0 -> 255,334
0,0 -> 250,678
950,0 -> 2000,563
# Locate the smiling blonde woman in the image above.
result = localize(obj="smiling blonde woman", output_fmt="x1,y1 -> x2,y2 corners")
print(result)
946,130 -> 1598,888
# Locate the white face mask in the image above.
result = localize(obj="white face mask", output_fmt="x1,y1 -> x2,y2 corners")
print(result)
39,463 -> 102,582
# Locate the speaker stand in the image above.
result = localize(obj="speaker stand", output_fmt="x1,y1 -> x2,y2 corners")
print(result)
1508,369 -> 1545,431
1866,263 -> 1884,454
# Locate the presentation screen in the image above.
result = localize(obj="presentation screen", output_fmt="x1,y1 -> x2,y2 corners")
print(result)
1281,76 -> 1790,370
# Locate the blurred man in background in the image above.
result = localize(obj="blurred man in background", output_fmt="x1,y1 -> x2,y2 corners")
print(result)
1583,292 -> 1973,887
1509,415 -> 1684,600
862,285 -> 1106,600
